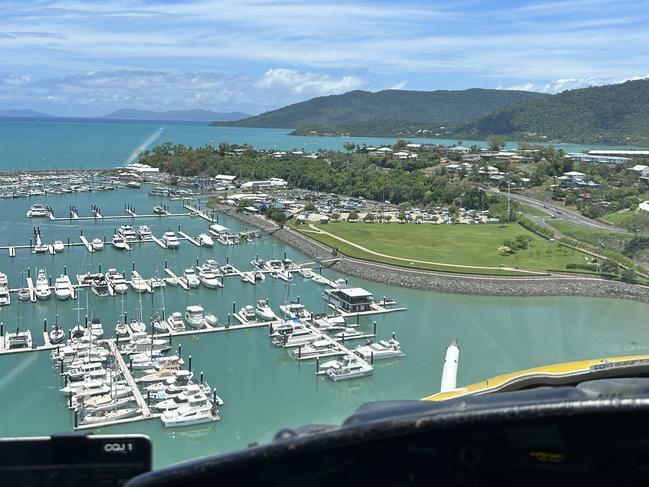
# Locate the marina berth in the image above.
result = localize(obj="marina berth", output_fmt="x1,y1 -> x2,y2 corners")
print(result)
53,240 -> 65,252
197,233 -> 214,247
89,318 -> 104,339
197,267 -> 221,288
137,225 -> 153,240
118,225 -> 138,242
130,271 -> 150,293
106,269 -> 128,294
166,312 -> 186,332
54,274 -> 72,300
292,339 -> 341,359
326,355 -> 374,381
91,275 -> 111,297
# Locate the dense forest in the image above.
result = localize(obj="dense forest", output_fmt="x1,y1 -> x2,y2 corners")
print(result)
211,89 -> 547,135
139,143 -> 511,217
456,79 -> 649,145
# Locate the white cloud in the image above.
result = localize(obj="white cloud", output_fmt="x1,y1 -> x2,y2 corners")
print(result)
255,68 -> 366,96
501,74 -> 649,94
390,81 -> 407,90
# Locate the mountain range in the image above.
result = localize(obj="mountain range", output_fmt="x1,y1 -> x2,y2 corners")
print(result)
213,80 -> 649,145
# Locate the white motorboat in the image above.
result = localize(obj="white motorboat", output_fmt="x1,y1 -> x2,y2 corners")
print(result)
299,267 -> 314,279
150,277 -> 166,290
239,305 -> 257,322
89,318 -> 104,339
49,325 -> 65,344
314,315 -> 348,331
354,338 -> 405,361
197,233 -> 214,247
326,355 -> 373,381
0,272 -> 10,306
137,369 -> 182,384
292,339 -> 339,359
254,271 -> 266,283
153,204 -> 166,215
161,402 -> 216,428
18,288 -> 30,301
122,336 -> 171,355
162,231 -> 180,249
26,203 -> 48,218
205,314 -> 218,327
91,238 -> 104,251
166,312 -> 186,332
137,225 -> 152,240
53,240 -> 65,252
279,303 -> 310,319
185,305 -> 207,329
60,380 -> 114,398
126,181 -> 141,189
77,395 -> 134,413
118,225 -> 138,243
154,388 -> 211,412
106,269 -> 128,294
334,327 -> 363,340
198,268 -> 220,289
250,256 -> 265,269
91,275 -> 111,297
54,274 -> 72,300
184,269 -> 200,288
131,354 -> 184,371
112,234 -> 128,250
130,271 -> 149,293
4,329 -> 32,349
274,330 -> 321,348
255,299 -> 276,321
35,268 -> 51,300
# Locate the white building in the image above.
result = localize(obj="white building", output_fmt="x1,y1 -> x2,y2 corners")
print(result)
240,178 -> 288,190
567,153 -> 630,164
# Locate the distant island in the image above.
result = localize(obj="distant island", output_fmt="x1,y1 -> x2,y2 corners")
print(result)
0,109 -> 54,118
212,79 -> 649,145
104,108 -> 251,122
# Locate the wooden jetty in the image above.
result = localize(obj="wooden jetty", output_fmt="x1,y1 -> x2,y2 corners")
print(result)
80,235 -> 94,253
164,269 -> 189,290
178,231 -> 200,247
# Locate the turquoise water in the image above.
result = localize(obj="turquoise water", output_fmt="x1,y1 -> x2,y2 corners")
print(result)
0,186 -> 649,467
0,118 -> 644,170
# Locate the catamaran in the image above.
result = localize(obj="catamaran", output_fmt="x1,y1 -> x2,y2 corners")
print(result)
354,337 -> 405,361
0,272 -> 11,306
4,329 -> 32,349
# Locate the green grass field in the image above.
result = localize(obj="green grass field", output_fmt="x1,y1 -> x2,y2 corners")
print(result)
295,221 -> 597,276
546,219 -> 633,250
601,208 -> 635,226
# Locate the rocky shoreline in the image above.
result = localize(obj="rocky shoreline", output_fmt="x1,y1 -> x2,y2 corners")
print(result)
216,205 -> 649,304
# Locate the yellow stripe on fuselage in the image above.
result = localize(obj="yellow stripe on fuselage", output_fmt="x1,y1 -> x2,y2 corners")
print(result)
423,354 -> 649,402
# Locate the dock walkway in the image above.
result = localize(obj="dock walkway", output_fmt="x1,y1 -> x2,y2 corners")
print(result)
108,341 -> 151,418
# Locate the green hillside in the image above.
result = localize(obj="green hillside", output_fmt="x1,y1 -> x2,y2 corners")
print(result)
457,79 -> 649,145
212,88 -> 548,136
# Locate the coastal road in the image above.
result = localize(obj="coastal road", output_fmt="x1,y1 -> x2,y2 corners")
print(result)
485,188 -> 635,234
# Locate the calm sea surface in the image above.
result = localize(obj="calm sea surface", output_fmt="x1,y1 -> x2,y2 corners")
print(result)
0,118 -> 646,170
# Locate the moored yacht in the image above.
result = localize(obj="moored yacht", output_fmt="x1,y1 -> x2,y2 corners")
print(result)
166,312 -> 186,332
197,233 -> 214,247
49,325 -> 65,344
185,305 -> 207,329
106,269 -> 128,294
162,231 -> 180,249
112,234 -> 128,250
255,299 -> 276,321
91,238 -> 104,251
5,329 -> 32,349
26,203 -> 48,218
184,269 -> 200,288
326,355 -> 373,381
161,402 -> 216,428
0,272 -> 11,306
137,225 -> 152,240
35,268 -> 51,300
130,271 -> 149,293
118,225 -> 137,243
197,267 -> 220,288
54,274 -> 72,300
354,337 -> 405,361
53,240 -> 65,252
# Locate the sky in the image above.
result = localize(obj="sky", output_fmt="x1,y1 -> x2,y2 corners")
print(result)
0,0 -> 648,116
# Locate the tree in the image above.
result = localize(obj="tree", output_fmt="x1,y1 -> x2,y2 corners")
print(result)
364,212 -> 376,222
621,268 -> 637,283
303,202 -> 317,212
398,209 -> 407,222
601,259 -> 620,276
486,135 -> 506,151
395,139 -> 408,149
348,211 -> 359,221
343,142 -> 356,153
265,207 -> 286,223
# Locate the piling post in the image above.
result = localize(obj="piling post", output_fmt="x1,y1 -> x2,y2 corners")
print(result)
316,357 -> 320,374
129,356 -> 132,372
43,318 -> 47,333
178,344 -> 182,358
188,355 -> 192,372
200,371 -> 204,384
371,351 -> 374,365
298,345 -> 302,359
147,390 -> 151,406
341,333 -> 345,345
64,266 -> 67,276
49,275 -> 52,287
373,321 -> 377,336
297,295 -> 300,304
356,314 -> 360,325
227,313 -> 231,326
232,301 -> 236,314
